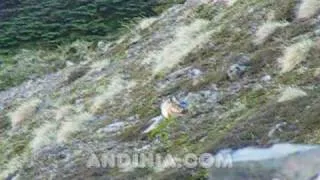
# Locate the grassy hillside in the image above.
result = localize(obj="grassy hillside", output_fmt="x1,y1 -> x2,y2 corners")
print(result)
0,0 -> 185,90
0,0 -> 185,55
1,0 -> 320,179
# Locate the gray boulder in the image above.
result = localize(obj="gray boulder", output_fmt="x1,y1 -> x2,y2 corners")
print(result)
210,143 -> 320,180
227,64 -> 247,80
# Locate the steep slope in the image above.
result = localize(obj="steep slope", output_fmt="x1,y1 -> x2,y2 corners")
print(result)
1,0 -> 320,179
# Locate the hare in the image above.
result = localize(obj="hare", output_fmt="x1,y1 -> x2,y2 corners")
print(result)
161,97 -> 188,119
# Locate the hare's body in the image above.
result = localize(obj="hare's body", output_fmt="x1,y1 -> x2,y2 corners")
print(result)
142,97 -> 188,134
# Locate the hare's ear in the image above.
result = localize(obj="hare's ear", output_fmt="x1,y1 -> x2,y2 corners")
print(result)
166,97 -> 173,103
164,97 -> 172,103
171,96 -> 179,104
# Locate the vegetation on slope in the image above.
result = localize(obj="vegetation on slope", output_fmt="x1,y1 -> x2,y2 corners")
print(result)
0,0 -> 185,55
1,0 -> 320,179
0,0 -> 185,90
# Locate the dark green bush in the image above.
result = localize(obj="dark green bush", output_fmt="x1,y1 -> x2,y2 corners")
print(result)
0,0 -> 185,55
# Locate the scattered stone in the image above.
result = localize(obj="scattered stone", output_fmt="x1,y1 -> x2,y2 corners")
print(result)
98,122 -> 127,133
184,0 -> 212,7
229,54 -> 251,76
66,61 -> 75,67
232,54 -> 251,65
64,66 -> 90,84
166,66 -> 192,79
252,83 -> 264,91
156,67 -> 204,90
4,171 -> 19,180
210,144 -> 320,180
185,0 -> 237,7
135,144 -> 152,152
261,74 -> 272,82
227,64 -> 247,80
97,41 -> 110,53
97,41 -> 106,50
188,68 -> 203,79
127,114 -> 139,122
75,98 -> 84,106
184,90 -> 221,114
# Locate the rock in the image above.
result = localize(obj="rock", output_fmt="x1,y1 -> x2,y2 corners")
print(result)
166,66 -> 192,79
188,68 -> 203,79
185,0 -> 237,7
251,83 -> 263,91
64,66 -> 89,84
214,0 -> 239,6
227,64 -> 247,80
184,90 -> 221,114
156,67 -> 204,91
184,0 -> 212,7
210,144 -> 320,180
228,82 -> 241,93
66,61 -> 74,67
261,74 -> 272,82
315,28 -> 320,36
232,54 -> 251,65
0,104 -> 3,112
5,171 -> 19,180
75,98 -> 84,105
98,122 -> 127,133
97,41 -> 105,50
127,114 -> 139,122
97,41 -> 110,53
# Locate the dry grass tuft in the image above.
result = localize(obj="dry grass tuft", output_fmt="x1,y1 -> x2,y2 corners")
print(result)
30,111 -> 93,150
56,112 -> 93,143
90,59 -> 111,72
55,105 -> 74,121
59,40 -> 95,62
296,0 -> 320,19
9,98 -> 41,128
14,40 -> 94,67
278,87 -> 307,102
137,17 -> 158,30
142,19 -> 212,74
90,75 -> 136,114
30,122 -> 57,152
313,67 -> 320,77
0,155 -> 27,179
278,39 -> 314,73
253,21 -> 289,45
224,0 -> 239,6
